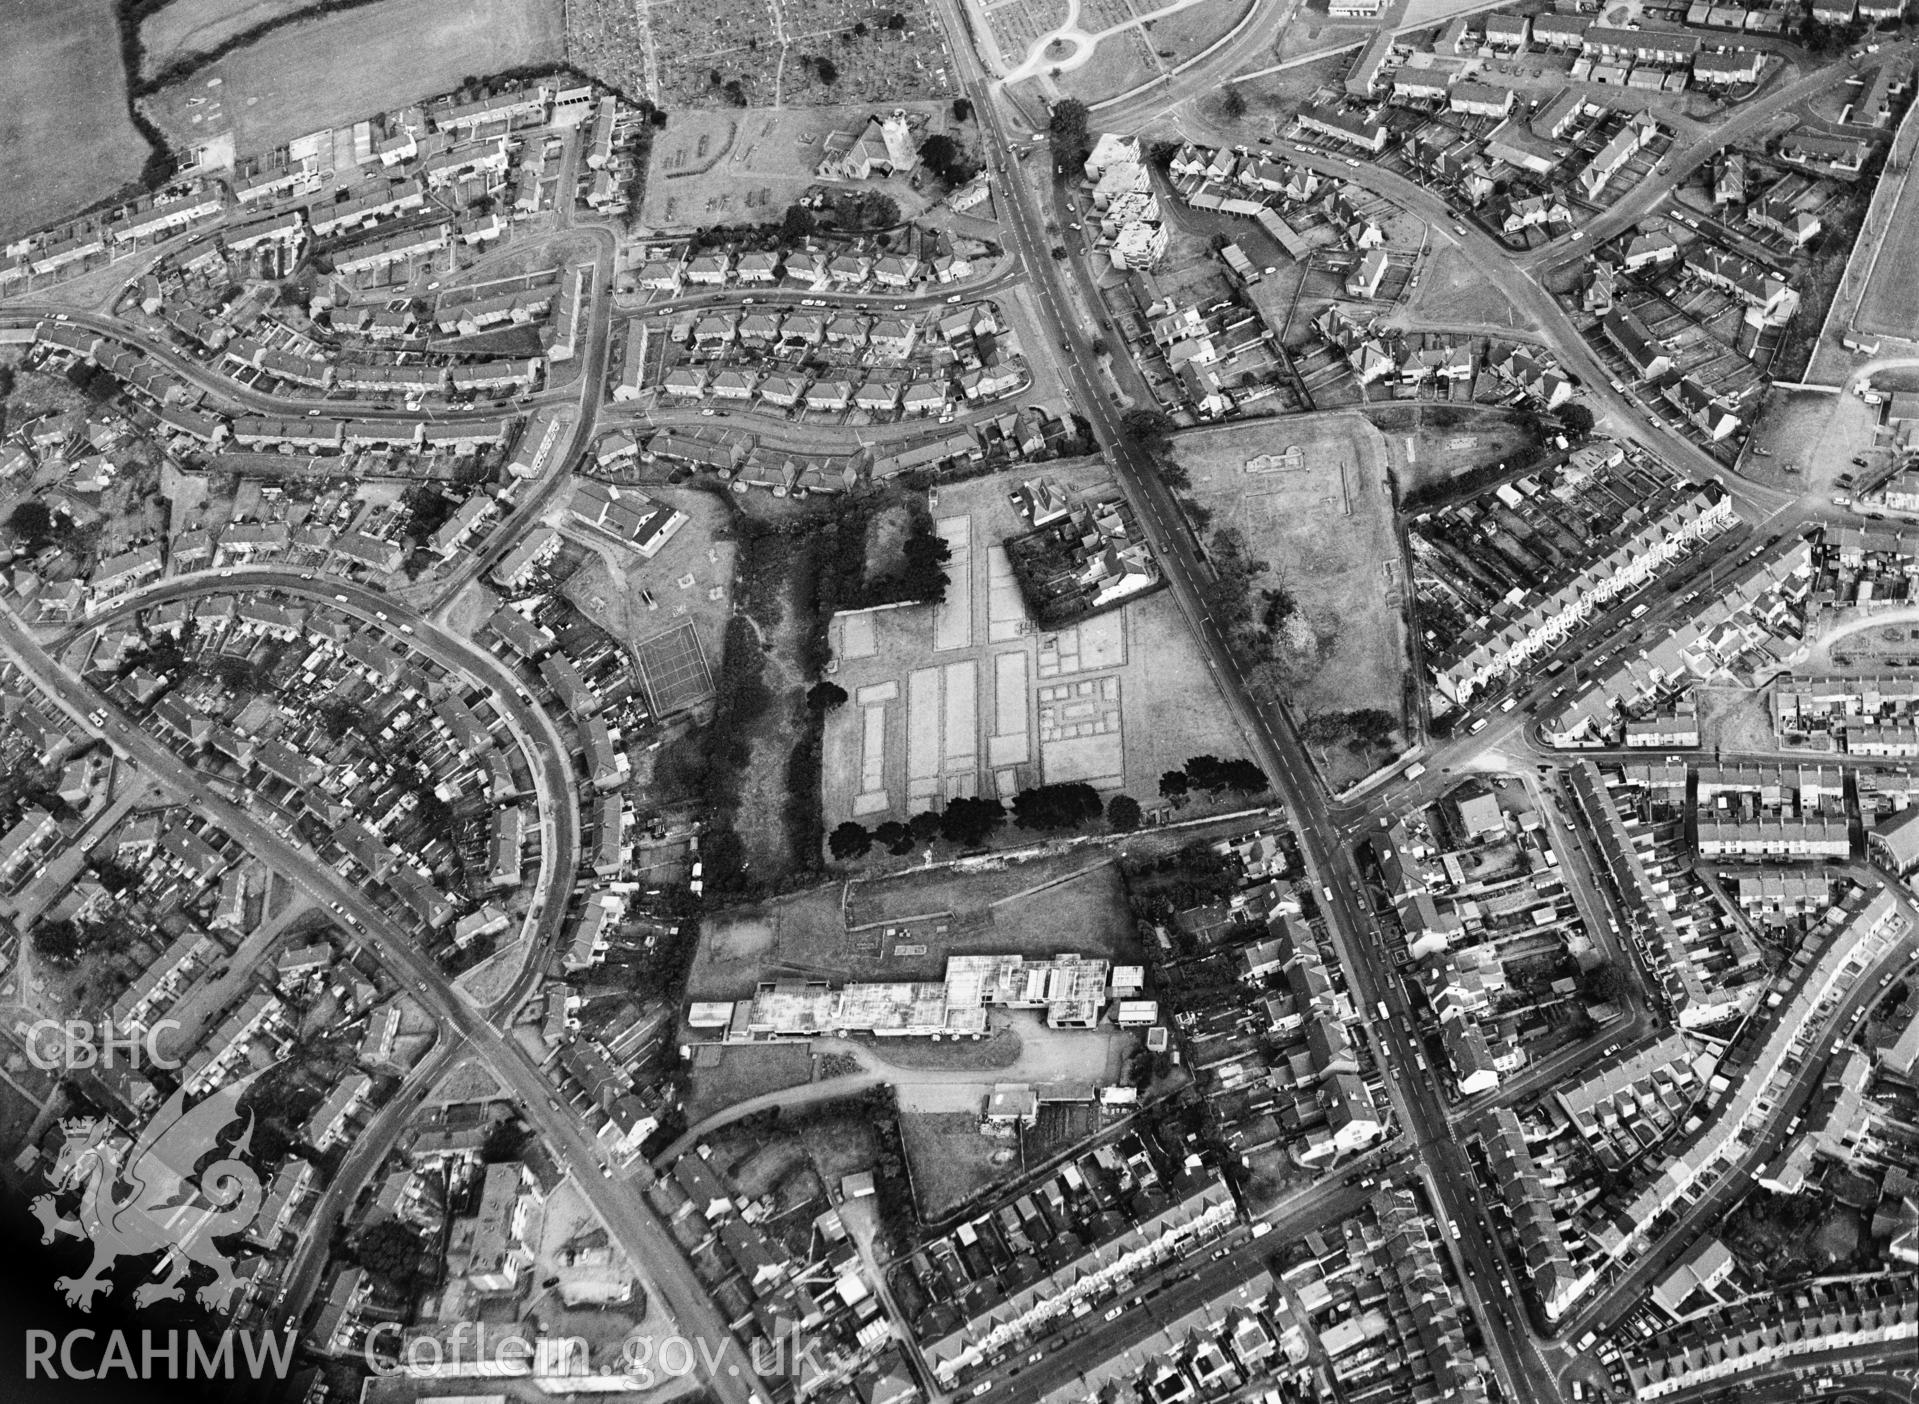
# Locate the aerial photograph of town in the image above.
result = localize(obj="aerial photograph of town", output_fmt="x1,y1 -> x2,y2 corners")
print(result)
1,0 -> 1917,1400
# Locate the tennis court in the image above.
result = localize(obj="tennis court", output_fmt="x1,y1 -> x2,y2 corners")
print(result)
636,619 -> 713,714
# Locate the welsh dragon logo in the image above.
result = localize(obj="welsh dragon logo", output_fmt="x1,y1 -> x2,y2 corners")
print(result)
29,1070 -> 265,1312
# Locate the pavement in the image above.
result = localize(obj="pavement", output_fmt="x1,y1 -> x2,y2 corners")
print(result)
72,566 -> 582,1022
0,594 -> 764,1404
908,10 -> 1573,1400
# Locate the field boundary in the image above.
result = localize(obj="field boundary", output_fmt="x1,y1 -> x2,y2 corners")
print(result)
1826,85 -> 1919,364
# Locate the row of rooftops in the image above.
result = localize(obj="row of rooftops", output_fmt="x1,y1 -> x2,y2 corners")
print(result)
1596,886 -> 1906,1259
691,954 -> 1114,1040
1624,1283 -> 1917,1398
1426,470 -> 1733,699
922,1164 -> 1235,1381
1543,538 -> 1812,743
0,78 -> 585,288
37,319 -> 535,439
1569,762 -> 1765,1025
1480,1107 -> 1593,1319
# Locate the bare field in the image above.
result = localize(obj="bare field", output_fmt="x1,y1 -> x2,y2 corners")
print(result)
1746,387 -> 1877,496
900,1111 -> 1018,1217
1407,246 -> 1527,329
641,104 -> 953,232
1380,404 -> 1536,499
684,1043 -> 816,1123
144,0 -> 564,157
139,0 -> 309,75
0,0 -> 149,243
1177,413 -> 1408,760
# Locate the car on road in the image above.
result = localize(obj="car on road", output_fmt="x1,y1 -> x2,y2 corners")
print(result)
893,303 -> 907,310
947,293 -> 962,303
306,408 -> 321,417
334,594 -> 348,603
219,569 -> 234,578
300,572 -> 313,580
1103,1306 -> 1124,1321
701,408 -> 716,416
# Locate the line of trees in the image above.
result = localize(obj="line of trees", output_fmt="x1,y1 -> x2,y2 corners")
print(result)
827,786 -> 1151,861
1157,754 -> 1268,807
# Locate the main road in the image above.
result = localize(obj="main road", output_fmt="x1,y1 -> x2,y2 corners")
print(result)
0,599 -> 762,1404
72,567 -> 581,1021
927,3 -> 1566,1400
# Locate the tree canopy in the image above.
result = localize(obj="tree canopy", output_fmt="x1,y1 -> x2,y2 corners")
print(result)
829,821 -> 872,860
1012,782 -> 1103,830
1047,97 -> 1092,172
940,796 -> 1005,847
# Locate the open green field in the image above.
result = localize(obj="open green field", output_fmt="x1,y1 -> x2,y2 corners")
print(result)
1408,246 -> 1528,329
0,0 -> 149,243
900,1110 -> 1017,1217
1853,162 -> 1919,340
1054,31 -> 1160,104
1144,0 -> 1253,64
684,1043 -> 816,1123
1176,413 -> 1408,775
139,0 -> 309,75
642,103 -> 952,232
144,0 -> 563,157
686,851 -> 1141,999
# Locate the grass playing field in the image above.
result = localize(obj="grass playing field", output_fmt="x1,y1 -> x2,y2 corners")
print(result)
0,0 -> 150,243
1853,162 -> 1919,341
144,0 -> 563,157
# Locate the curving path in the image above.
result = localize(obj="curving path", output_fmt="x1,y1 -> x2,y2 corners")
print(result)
72,567 -> 582,1022
999,0 -> 1240,87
